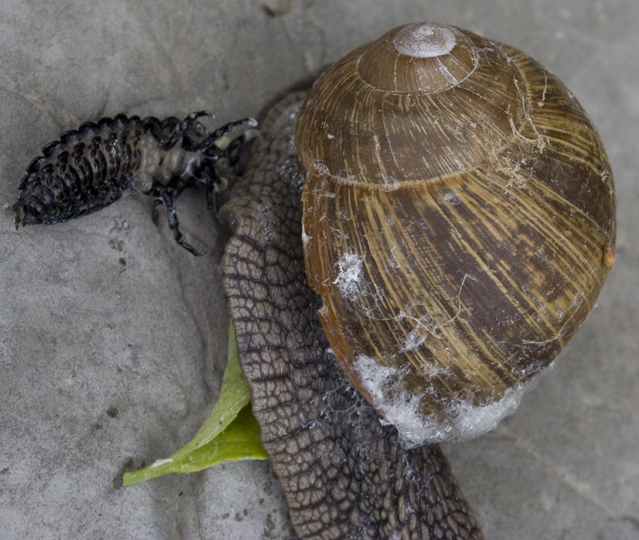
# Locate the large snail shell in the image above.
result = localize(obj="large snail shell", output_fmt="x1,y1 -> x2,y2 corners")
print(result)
295,22 -> 616,446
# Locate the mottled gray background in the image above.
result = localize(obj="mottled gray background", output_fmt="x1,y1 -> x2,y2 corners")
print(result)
0,1 -> 637,539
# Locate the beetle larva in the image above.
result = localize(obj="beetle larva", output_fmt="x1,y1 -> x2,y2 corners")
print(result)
13,112 -> 256,255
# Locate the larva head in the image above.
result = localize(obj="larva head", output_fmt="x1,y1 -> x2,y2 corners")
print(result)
295,22 -> 616,446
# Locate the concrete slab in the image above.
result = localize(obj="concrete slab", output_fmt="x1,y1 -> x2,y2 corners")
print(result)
1,1 -> 637,539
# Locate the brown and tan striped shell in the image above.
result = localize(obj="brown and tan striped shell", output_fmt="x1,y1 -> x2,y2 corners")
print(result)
295,22 -> 616,446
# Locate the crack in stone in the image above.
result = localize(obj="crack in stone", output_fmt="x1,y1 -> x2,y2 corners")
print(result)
494,424 -> 639,526
173,255 -> 219,398
135,5 -> 187,95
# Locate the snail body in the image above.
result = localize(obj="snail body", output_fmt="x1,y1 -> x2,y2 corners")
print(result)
14,21 -> 616,540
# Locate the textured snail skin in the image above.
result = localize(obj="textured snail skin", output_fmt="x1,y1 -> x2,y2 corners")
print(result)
220,93 -> 483,540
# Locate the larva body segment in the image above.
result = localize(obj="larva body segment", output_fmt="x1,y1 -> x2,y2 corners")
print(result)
14,112 -> 257,255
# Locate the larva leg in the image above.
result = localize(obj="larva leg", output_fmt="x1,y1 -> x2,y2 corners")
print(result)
157,187 -> 200,256
195,118 -> 258,220
149,172 -> 202,255
146,111 -> 211,152
192,117 -> 257,154
201,161 -> 223,220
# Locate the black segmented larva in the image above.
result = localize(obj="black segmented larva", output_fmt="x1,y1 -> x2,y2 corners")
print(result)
13,112 -> 257,255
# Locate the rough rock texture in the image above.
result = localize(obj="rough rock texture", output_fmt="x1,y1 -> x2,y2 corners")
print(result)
1,1 -> 638,539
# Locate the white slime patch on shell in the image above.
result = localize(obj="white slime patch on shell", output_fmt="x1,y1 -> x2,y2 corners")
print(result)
333,251 -> 365,301
352,354 -> 537,447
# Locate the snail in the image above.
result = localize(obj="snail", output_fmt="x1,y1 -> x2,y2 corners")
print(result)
13,21 -> 616,540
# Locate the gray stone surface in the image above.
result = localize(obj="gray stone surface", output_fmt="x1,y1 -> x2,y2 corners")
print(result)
0,1 -> 637,539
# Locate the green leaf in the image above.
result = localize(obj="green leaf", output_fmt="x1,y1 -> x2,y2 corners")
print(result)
123,322 -> 268,486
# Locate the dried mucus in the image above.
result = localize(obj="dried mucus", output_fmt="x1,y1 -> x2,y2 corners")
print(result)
13,112 -> 257,255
